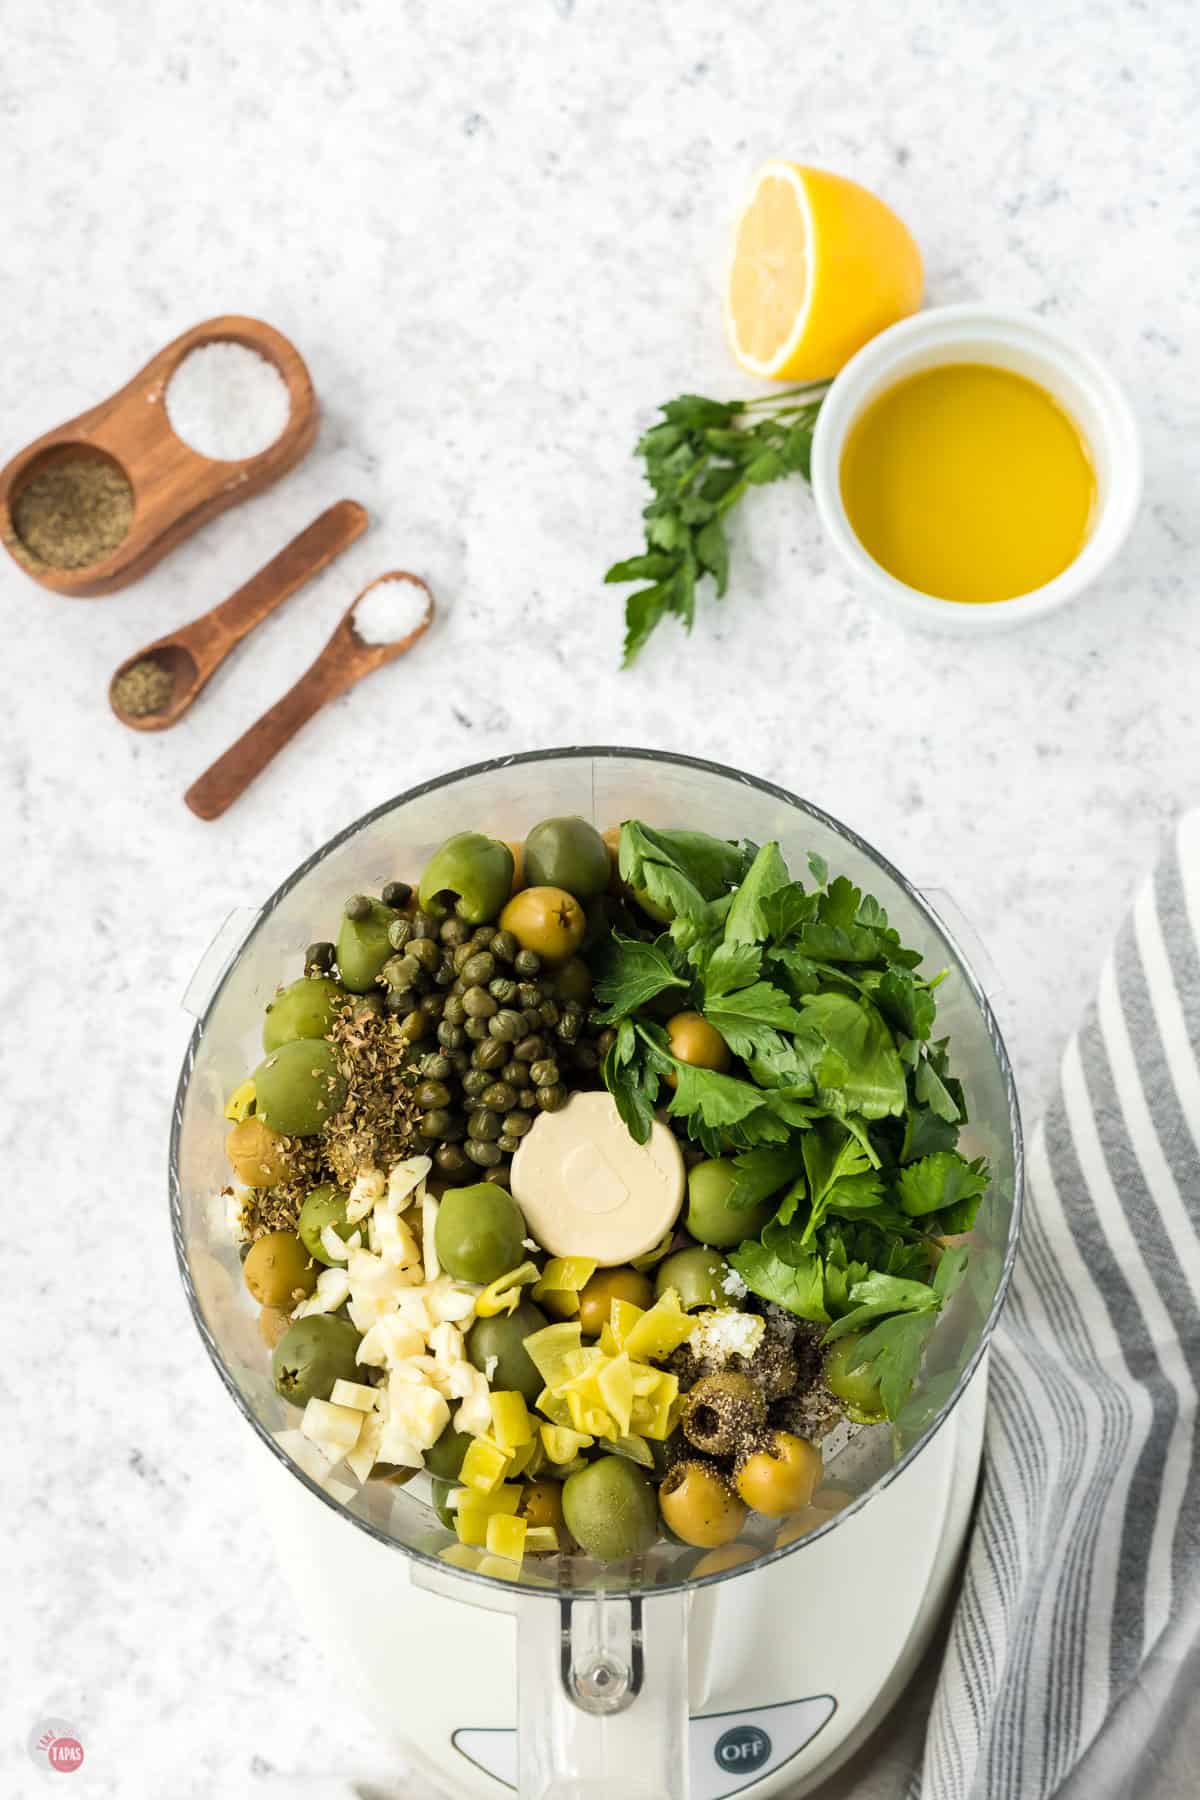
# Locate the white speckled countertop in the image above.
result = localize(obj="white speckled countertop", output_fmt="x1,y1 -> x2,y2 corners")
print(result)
4,2 -> 1198,1795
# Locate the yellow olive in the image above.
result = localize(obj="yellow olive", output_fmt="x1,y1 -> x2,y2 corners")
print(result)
257,1305 -> 293,1349
242,1232 -> 318,1308
226,1115 -> 290,1188
505,839 -> 525,894
576,1267 -> 655,1336
682,1371 -> 767,1456
664,1012 -> 730,1086
499,886 -> 586,963
520,1479 -> 566,1534
659,1460 -> 747,1549
735,1432 -> 823,1517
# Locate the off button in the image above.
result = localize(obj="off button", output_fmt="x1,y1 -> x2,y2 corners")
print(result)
714,1724 -> 772,1776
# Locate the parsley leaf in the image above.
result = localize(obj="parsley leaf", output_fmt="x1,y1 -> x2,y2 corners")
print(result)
723,841 -> 791,944
600,1018 -> 660,1145
798,991 -> 907,1120
703,980 -> 808,1061
704,940 -> 763,998
726,1144 -> 808,1211
594,933 -> 688,1022
897,1151 -> 990,1220
727,1240 -> 829,1322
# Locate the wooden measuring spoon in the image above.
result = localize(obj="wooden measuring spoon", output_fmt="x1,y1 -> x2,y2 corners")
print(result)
185,572 -> 435,821
0,315 -> 317,597
109,500 -> 367,732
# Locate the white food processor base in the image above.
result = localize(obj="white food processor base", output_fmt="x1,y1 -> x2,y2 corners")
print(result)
257,1357 -> 987,1798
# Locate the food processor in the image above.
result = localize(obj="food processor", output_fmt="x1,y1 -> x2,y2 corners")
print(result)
171,748 -> 1023,1799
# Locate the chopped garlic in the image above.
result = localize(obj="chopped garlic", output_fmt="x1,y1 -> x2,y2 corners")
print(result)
345,1408 -> 385,1483
346,1166 -> 387,1224
276,1428 -> 342,1487
330,1379 -> 378,1412
426,1276 -> 478,1324
374,1205 -> 420,1269
454,1365 -> 494,1437
428,1321 -> 466,1366
320,1222 -> 354,1263
357,1315 -> 427,1367
301,1398 -> 366,1459
387,1156 -> 431,1212
292,1267 -> 352,1318
383,1376 -> 449,1452
422,1194 -> 441,1280
689,1308 -> 765,1364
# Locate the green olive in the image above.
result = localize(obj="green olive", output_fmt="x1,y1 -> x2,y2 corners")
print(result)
435,1183 -> 526,1283
561,1456 -> 659,1563
336,898 -> 401,993
226,1115 -> 290,1188
665,1012 -> 730,1083
824,1333 -> 887,1422
419,833 -> 515,925
272,1314 -> 362,1406
577,1268 -> 654,1336
298,1183 -> 360,1266
658,1460 -> 746,1548
654,1246 -> 731,1312
262,976 -> 346,1052
551,956 -> 593,1006
682,1372 -> 766,1456
466,1300 -> 548,1405
522,817 -> 612,900
253,1039 -> 347,1137
430,1476 -> 457,1529
425,1422 -> 473,1482
499,887 -> 586,965
243,1232 -> 317,1307
735,1432 -> 822,1516
685,1158 -> 772,1249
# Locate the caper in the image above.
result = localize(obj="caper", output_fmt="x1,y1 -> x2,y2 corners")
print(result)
515,1034 -> 546,1063
411,911 -> 439,940
420,993 -> 446,1020
468,1108 -> 503,1141
490,930 -> 518,962
398,1011 -> 426,1043
443,993 -> 467,1026
497,1133 -> 521,1154
434,957 -> 457,988
516,981 -> 542,1009
489,1008 -> 525,1043
409,937 -> 440,973
382,953 -> 419,990
462,951 -> 496,987
502,1059 -> 530,1087
482,1081 -> 518,1112
463,986 -> 498,1019
556,1011 -> 581,1044
474,1038 -> 509,1071
514,949 -> 541,976
416,1081 -> 451,1109
453,943 -> 476,974
344,894 -> 372,922
435,1143 -> 471,1178
387,917 -> 414,952
448,1049 -> 471,1075
462,1068 -> 491,1098
355,993 -> 386,1018
305,940 -> 335,973
438,1022 -> 467,1050
529,1058 -> 560,1087
382,879 -> 413,909
419,1052 -> 453,1081
439,915 -> 471,946
518,1087 -> 538,1110
384,989 -> 417,1016
421,1108 -> 455,1137
489,976 -> 518,1004
466,1138 -> 503,1167
572,1042 -> 600,1072
596,1028 -> 617,1055
538,1000 -> 561,1028
537,1084 -> 568,1112
503,1110 -> 533,1137
464,1018 -> 489,1040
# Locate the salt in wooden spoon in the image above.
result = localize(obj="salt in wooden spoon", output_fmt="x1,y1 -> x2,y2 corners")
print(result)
184,571 -> 435,821
109,499 -> 367,732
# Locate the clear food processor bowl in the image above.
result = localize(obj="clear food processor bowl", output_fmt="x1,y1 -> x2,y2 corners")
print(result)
170,748 -> 1022,1799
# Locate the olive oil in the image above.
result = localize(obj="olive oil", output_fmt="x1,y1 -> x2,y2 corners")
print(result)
840,362 -> 1096,603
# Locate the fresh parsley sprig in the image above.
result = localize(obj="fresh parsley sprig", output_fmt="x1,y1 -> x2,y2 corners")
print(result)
605,385 -> 827,665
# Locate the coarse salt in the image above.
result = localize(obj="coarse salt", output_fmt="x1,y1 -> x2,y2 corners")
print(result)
352,577 -> 429,646
165,341 -> 291,461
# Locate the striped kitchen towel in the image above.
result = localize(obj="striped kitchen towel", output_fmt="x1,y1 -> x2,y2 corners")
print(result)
917,809 -> 1200,1800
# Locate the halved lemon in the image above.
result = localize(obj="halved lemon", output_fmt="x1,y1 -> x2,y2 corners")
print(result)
726,163 -> 923,381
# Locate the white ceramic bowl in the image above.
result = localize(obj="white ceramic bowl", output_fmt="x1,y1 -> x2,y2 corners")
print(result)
809,303 -> 1142,634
